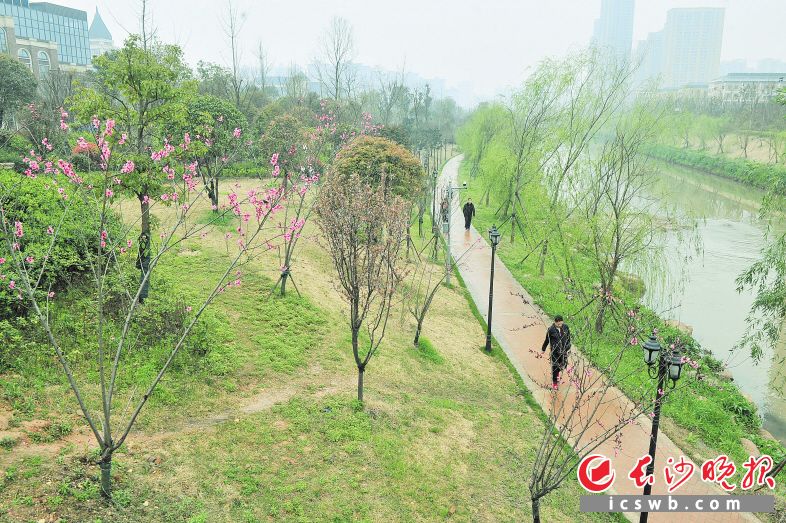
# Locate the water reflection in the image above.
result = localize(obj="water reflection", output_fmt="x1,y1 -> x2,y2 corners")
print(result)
643,162 -> 786,442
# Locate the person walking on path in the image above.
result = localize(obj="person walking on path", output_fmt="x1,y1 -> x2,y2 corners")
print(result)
462,198 -> 476,230
541,315 -> 571,390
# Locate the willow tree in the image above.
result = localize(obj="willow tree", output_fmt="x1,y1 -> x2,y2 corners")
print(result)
581,101 -> 663,332
533,50 -> 634,276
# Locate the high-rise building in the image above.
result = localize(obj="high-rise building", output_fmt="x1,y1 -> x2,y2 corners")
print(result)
0,0 -> 92,77
661,8 -> 724,89
633,7 -> 724,90
89,8 -> 113,59
592,0 -> 635,60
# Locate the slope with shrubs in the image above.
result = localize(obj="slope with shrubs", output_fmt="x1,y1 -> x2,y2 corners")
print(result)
0,177 -> 614,522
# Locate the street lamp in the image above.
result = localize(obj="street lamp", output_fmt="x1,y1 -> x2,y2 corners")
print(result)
441,181 -> 467,285
639,333 -> 685,523
485,225 -> 501,352
431,168 -> 438,224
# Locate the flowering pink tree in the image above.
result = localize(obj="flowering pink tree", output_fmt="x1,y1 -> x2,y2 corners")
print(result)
269,151 -> 318,296
0,119 -> 285,497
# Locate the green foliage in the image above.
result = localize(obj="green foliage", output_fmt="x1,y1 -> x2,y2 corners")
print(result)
0,54 -> 37,127
69,34 -> 196,200
332,135 -> 425,198
256,113 -> 307,165
646,143 -> 786,191
0,169 -> 115,321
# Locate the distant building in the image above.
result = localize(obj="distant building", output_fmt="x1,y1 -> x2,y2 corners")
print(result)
591,0 -> 635,60
709,73 -> 786,103
0,0 -> 91,77
89,8 -> 113,59
662,8 -> 724,89
634,7 -> 724,90
633,30 -> 665,87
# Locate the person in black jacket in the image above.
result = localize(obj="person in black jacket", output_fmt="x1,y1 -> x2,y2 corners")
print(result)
462,198 -> 476,230
541,315 -> 571,390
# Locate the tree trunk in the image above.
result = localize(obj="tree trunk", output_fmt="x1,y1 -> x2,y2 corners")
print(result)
280,272 -> 288,296
413,319 -> 424,348
139,194 -> 150,238
210,179 -> 219,211
595,298 -> 607,333
357,366 -> 364,403
100,452 -> 113,498
531,496 -> 541,523
538,240 -> 548,276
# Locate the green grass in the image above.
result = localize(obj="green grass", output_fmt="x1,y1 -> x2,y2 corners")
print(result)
413,336 -> 445,365
0,183 -> 617,522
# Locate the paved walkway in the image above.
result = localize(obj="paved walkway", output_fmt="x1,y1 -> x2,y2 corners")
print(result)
440,155 -> 761,523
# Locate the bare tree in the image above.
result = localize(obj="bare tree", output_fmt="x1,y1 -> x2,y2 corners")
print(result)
284,64 -> 308,102
137,0 -> 157,51
223,0 -> 248,111
255,41 -> 271,102
377,67 -> 408,126
315,172 -> 409,402
316,17 -> 355,105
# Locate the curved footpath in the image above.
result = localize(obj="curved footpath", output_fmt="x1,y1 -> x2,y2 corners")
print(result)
439,155 -> 761,523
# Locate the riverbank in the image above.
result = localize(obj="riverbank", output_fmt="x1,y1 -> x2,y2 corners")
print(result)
646,144 -> 786,192
456,157 -> 786,517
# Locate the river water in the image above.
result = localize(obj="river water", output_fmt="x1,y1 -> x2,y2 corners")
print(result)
641,161 -> 786,442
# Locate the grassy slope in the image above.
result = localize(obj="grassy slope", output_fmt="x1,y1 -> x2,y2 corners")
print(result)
0,179 -> 614,522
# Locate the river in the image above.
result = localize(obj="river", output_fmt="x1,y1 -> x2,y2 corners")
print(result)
641,161 -> 786,442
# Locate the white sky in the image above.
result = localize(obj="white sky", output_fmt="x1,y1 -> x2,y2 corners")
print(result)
57,0 -> 786,104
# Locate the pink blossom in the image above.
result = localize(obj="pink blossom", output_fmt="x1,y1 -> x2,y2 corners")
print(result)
105,188 -> 114,198
270,153 -> 279,166
119,133 -> 128,145
14,221 -> 23,238
92,116 -> 101,129
104,119 -> 116,136
127,239 -> 133,248
0,258 -> 5,264
8,281 -> 15,290
48,291 -> 55,298
142,195 -> 150,205
186,306 -> 192,312
233,128 -> 242,138
25,256 -> 34,264
42,138 -> 53,151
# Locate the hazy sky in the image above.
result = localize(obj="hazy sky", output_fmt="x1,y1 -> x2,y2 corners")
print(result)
59,0 -> 786,104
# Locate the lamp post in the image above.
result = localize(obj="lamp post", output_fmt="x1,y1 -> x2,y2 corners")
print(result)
485,225 -> 501,352
431,168 -> 438,223
442,181 -> 467,286
639,334 -> 684,523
